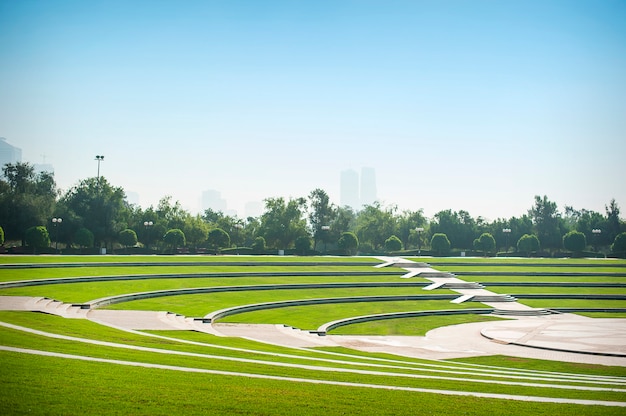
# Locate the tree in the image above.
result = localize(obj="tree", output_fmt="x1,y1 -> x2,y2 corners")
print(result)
208,228 -> 230,253
355,202 -> 397,250
0,162 -> 58,244
430,233 -> 451,256
384,235 -> 403,252
58,177 -> 128,250
294,235 -> 312,255
397,209 -> 427,250
251,236 -> 266,253
74,228 -> 94,252
308,189 -> 335,251
119,229 -> 138,250
0,226 -> 4,246
611,232 -> 626,257
529,195 -> 561,253
163,229 -> 185,252
258,197 -> 308,249
184,215 -> 209,248
473,233 -> 496,256
517,234 -> 540,257
430,210 -> 476,250
605,199 -> 622,242
337,232 -> 358,256
562,230 -> 586,256
25,226 -> 50,253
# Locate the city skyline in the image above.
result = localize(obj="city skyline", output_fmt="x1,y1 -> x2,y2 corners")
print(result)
1,1 -> 624,220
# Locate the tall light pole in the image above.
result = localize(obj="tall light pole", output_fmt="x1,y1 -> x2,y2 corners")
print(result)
415,227 -> 424,255
95,155 -> 104,183
592,229 -> 601,254
144,221 -> 153,251
52,217 -> 62,253
502,228 -> 511,253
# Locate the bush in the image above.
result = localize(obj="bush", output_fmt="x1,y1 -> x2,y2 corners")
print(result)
25,226 -> 50,253
119,229 -> 138,248
517,234 -> 540,257
251,236 -> 266,253
384,235 -> 403,252
164,229 -> 186,251
338,232 -> 359,255
430,233 -> 451,256
0,226 -> 4,246
563,231 -> 586,256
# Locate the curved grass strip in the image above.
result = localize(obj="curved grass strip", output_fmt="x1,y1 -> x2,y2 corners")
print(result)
0,270 -> 403,288
86,282 -> 430,308
317,308 -> 494,334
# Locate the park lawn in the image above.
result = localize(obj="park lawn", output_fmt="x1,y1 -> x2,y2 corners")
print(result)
5,351 -> 620,416
0,255 -> 382,264
329,314 -> 504,336
0,274 -> 422,304
218,300 -> 488,330
474,275 -> 626,283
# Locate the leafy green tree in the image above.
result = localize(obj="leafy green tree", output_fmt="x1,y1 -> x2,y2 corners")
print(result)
58,177 -> 128,250
0,226 -> 4,246
517,234 -> 540,257
355,202 -> 396,250
0,162 -> 58,244
163,229 -> 185,252
611,232 -> 626,257
294,235 -> 312,255
605,199 -> 622,242
384,235 -> 403,252
258,197 -> 308,249
184,215 -> 209,248
430,210 -> 476,250
529,195 -> 561,253
208,228 -> 230,253
430,233 -> 451,256
562,230 -> 586,256
474,232 -> 496,256
25,226 -> 50,253
251,236 -> 266,253
119,229 -> 138,250
397,209 -> 427,250
308,188 -> 336,251
337,232 -> 358,255
74,228 -> 94,251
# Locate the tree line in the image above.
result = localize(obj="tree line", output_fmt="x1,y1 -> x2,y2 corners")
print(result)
1,162 -> 625,257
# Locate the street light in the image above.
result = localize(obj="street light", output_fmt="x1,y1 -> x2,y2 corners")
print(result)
144,221 -> 153,251
95,155 -> 104,183
592,229 -> 601,253
415,227 -> 424,255
502,228 -> 511,253
52,217 -> 62,253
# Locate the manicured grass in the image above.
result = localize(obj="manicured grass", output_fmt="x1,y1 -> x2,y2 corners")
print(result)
1,256 -> 626,414
330,314 -> 504,336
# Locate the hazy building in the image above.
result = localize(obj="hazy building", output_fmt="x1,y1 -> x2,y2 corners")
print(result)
201,189 -> 227,212
360,167 -> 377,206
340,169 -> 360,209
0,137 -> 22,169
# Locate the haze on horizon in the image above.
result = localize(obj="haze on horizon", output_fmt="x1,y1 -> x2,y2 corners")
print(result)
1,1 -> 624,221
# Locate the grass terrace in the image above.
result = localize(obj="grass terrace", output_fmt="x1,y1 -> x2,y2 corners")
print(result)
1,255 -> 625,415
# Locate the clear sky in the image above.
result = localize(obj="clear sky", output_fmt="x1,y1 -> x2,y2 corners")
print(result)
1,0 -> 624,220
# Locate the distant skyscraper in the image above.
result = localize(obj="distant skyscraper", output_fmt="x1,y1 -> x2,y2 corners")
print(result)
201,189 -> 227,212
0,137 -> 22,169
340,169 -> 360,209
360,167 -> 377,206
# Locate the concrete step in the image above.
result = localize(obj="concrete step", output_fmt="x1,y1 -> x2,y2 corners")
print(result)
419,272 -> 456,278
492,308 -> 553,317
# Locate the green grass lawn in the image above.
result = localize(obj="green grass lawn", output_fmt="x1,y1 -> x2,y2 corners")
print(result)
1,256 -> 625,415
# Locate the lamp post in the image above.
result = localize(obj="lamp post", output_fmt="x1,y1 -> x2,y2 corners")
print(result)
415,227 -> 424,255
592,229 -> 601,254
143,221 -> 153,251
52,217 -> 62,253
321,225 -> 330,253
95,155 -> 104,183
233,223 -> 243,254
502,228 -> 511,253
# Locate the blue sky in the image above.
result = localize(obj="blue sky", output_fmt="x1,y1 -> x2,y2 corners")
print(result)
1,0 -> 624,220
